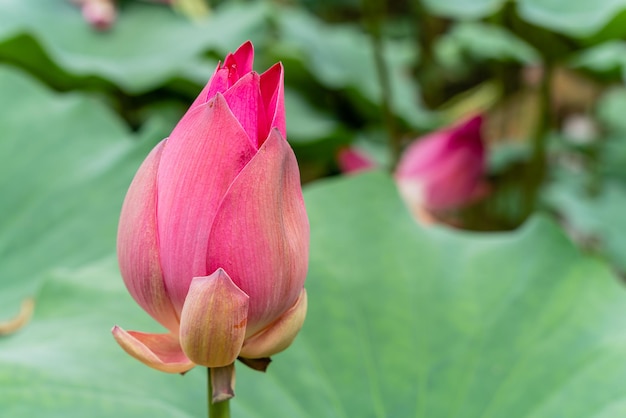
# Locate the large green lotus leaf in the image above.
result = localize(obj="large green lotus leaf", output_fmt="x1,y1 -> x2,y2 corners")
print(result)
0,257 -> 206,417
237,173 -> 626,416
0,64 -> 166,320
0,0 -> 268,92
518,0 -> 626,38
4,172 -> 626,416
422,0 -> 505,19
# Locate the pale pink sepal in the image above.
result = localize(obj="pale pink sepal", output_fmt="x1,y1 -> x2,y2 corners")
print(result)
179,269 -> 249,368
157,95 -> 256,314
117,140 -> 179,333
210,363 -> 236,403
207,129 -> 310,336
111,326 -> 195,373
240,288 -> 307,359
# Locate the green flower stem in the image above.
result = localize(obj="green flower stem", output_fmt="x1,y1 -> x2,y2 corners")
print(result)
208,368 -> 230,418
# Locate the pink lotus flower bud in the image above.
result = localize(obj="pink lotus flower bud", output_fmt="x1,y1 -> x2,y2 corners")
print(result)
395,115 -> 486,215
75,0 -> 116,31
112,42 -> 309,380
336,147 -> 377,174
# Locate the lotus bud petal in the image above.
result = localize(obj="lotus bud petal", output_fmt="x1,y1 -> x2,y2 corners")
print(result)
240,289 -> 307,359
111,327 -> 195,373
113,41 -> 309,377
395,115 -> 486,215
179,269 -> 249,368
80,0 -> 116,30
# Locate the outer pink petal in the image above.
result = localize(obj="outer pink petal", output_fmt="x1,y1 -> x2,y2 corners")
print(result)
259,63 -> 286,139
111,326 -> 195,373
396,115 -> 484,179
190,63 -> 225,110
222,72 -> 266,148
207,129 -> 310,336
117,140 -> 179,332
179,269 -> 249,368
157,95 -> 256,314
421,146 -> 484,210
240,288 -> 307,359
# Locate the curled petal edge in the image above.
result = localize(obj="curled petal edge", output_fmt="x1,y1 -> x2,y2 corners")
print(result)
0,298 -> 34,336
239,288 -> 307,359
111,326 -> 195,374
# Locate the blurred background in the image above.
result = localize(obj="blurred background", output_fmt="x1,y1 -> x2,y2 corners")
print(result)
3,1 -> 626,416
3,0 -> 626,262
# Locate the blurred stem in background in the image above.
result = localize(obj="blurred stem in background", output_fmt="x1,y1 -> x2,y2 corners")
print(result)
523,61 -> 552,218
411,0 -> 445,109
362,0 -> 401,169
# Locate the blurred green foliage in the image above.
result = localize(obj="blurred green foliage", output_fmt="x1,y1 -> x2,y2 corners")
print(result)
3,0 -> 626,416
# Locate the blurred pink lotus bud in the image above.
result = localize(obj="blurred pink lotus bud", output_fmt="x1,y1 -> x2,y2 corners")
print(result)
395,115 -> 486,216
337,147 -> 377,174
112,42 -> 309,386
76,0 -> 116,30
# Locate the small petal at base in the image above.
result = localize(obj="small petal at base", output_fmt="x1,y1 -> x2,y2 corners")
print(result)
240,288 -> 307,359
111,326 -> 195,373
179,269 -> 249,367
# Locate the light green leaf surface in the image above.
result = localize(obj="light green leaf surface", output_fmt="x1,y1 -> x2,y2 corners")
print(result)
0,0 -> 269,92
518,0 -> 626,38
0,65 -> 163,319
435,22 -> 540,69
4,168 -> 626,416
422,0 -> 505,19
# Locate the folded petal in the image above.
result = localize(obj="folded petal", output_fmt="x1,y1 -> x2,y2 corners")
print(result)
207,129 -> 310,336
222,72 -> 266,148
259,63 -> 286,140
179,269 -> 249,368
117,140 -> 179,332
111,326 -> 195,373
157,95 -> 256,313
240,288 -> 307,359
